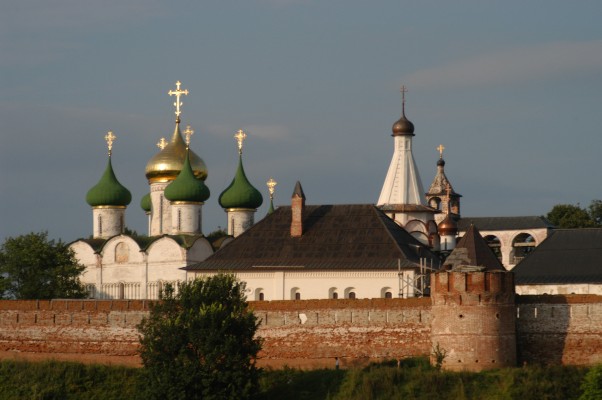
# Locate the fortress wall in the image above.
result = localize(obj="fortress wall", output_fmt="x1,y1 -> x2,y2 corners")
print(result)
0,296 -> 601,368
516,295 -> 602,366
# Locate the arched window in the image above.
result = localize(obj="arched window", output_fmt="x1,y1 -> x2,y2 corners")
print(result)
291,287 -> 300,300
118,282 -> 125,300
255,288 -> 265,301
385,291 -> 392,299
429,197 -> 441,210
512,233 -> 536,264
485,235 -> 502,261
332,292 -> 338,299
329,287 -> 339,299
381,287 -> 393,298
98,215 -> 103,235
177,209 -> 182,231
344,287 -> 357,299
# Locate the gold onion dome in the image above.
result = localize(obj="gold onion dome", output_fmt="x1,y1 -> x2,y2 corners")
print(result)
145,120 -> 208,183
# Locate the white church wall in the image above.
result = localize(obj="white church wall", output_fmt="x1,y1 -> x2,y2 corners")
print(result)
190,270 -> 418,301
516,284 -> 602,296
186,238 -> 214,263
69,241 -> 97,284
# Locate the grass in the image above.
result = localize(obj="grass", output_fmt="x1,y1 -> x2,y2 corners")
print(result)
0,358 -> 593,400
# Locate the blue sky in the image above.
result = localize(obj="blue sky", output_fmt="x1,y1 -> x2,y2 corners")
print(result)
2,1 -> 602,242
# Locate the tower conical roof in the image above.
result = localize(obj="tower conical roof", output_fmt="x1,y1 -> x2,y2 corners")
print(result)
86,157 -> 132,207
145,120 -> 208,183
444,224 -> 505,271
164,151 -> 210,203
219,155 -> 263,209
427,156 -> 461,198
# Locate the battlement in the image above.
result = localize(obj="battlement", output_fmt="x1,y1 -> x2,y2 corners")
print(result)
431,270 -> 515,306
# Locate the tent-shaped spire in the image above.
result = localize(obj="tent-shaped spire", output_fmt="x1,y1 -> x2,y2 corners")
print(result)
443,224 -> 505,271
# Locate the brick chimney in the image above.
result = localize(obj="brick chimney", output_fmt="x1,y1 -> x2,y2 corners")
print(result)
291,181 -> 306,237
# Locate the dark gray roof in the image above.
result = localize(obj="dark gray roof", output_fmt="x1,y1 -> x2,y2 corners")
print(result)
514,228 -> 602,284
458,216 -> 554,232
186,204 -> 440,271
444,224 -> 505,271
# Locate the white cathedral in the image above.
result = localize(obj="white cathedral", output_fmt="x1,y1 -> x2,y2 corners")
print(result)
70,83 -> 549,300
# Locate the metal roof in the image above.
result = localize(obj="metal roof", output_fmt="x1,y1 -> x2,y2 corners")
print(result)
513,228 -> 602,284
186,204 -> 440,271
458,216 -> 554,231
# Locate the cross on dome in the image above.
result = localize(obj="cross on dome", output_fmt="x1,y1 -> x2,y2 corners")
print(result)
105,131 -> 116,156
168,81 -> 189,118
235,129 -> 247,154
400,85 -> 408,115
184,125 -> 194,148
267,177 -> 277,199
157,137 -> 167,150
437,144 -> 445,159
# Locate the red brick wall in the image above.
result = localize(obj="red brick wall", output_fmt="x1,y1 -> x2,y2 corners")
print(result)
1,296 -> 601,368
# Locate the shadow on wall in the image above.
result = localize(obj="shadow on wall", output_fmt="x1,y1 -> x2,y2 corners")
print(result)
516,295 -> 570,365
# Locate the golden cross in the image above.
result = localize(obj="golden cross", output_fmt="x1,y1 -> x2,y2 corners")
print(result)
234,129 -> 247,154
157,137 -> 168,150
105,131 -> 116,156
168,81 -> 189,117
437,144 -> 445,158
266,177 -> 277,199
184,125 -> 194,148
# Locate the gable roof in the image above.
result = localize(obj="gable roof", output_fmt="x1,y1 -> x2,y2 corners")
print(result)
185,204 -> 440,271
444,224 -> 505,271
458,216 -> 554,231
514,228 -> 602,284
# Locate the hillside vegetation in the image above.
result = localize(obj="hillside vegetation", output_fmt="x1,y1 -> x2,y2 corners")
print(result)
1,358 -> 600,400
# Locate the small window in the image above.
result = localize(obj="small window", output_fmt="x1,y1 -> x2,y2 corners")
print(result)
348,292 -> 356,299
295,292 -> 301,300
385,291 -> 392,299
332,292 -> 338,299
259,292 -> 264,301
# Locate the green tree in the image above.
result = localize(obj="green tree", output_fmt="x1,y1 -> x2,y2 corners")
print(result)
579,365 -> 602,400
587,200 -> 602,226
137,274 -> 261,400
546,204 -> 596,228
0,232 -> 87,299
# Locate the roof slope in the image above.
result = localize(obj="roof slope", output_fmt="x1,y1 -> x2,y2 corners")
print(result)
444,224 -> 505,271
514,228 -> 602,284
458,216 -> 554,231
186,204 -> 440,271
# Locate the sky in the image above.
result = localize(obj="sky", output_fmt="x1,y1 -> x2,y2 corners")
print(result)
2,1 -> 602,242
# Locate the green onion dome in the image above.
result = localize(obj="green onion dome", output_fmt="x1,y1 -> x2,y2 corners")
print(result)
140,192 -> 151,212
219,155 -> 263,209
164,151 -> 210,203
86,158 -> 132,207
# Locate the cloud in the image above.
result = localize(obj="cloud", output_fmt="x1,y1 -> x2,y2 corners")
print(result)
405,40 -> 602,88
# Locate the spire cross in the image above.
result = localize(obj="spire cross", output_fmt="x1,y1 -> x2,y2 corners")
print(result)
184,125 -> 194,148
168,81 -> 189,118
105,131 -> 116,156
267,177 -> 277,199
400,85 -> 408,115
437,144 -> 445,159
157,137 -> 168,150
234,129 -> 247,154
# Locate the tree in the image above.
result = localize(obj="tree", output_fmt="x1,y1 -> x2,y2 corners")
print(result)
137,274 -> 261,400
0,232 -> 87,299
580,365 -> 602,400
546,203 -> 597,229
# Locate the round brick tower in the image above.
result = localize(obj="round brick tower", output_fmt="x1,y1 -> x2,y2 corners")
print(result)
430,224 -> 516,371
